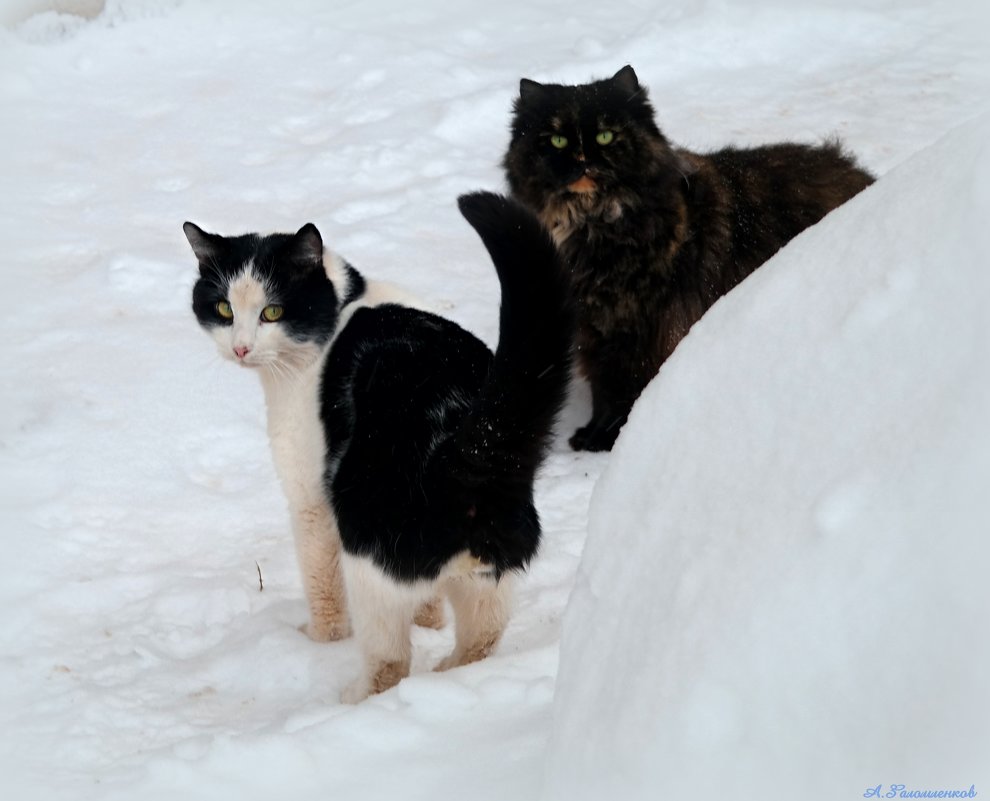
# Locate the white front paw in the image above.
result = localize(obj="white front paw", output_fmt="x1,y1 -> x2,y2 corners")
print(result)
341,676 -> 369,704
300,618 -> 351,642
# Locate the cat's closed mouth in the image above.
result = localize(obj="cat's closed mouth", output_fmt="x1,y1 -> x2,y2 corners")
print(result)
568,175 -> 597,194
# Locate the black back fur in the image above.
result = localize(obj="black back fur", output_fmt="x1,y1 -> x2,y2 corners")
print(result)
504,65 -> 875,451
321,192 -> 573,581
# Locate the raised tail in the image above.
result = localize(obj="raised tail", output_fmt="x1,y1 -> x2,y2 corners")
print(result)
454,191 -> 574,485
433,192 -> 573,574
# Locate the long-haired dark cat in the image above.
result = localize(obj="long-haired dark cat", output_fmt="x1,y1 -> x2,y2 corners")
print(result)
185,192 -> 572,701
504,65 -> 874,451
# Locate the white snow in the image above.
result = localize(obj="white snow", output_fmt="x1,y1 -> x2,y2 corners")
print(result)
0,1 -> 986,800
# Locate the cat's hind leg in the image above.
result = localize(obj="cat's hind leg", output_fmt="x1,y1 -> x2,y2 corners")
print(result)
340,553 -> 425,703
413,595 -> 446,630
435,571 -> 513,672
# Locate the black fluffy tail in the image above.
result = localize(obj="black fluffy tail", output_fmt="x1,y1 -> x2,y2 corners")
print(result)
437,192 -> 573,574
454,191 -> 573,485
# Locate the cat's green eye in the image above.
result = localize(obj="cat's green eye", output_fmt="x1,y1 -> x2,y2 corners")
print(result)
596,130 -> 615,146
261,305 -> 284,323
550,134 -> 569,149
216,300 -> 233,320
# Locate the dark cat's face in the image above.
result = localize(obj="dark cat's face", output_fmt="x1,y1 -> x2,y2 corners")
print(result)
504,66 -> 669,213
185,223 -> 340,370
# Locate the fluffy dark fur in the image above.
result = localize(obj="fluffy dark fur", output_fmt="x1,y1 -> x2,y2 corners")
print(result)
504,65 -> 875,451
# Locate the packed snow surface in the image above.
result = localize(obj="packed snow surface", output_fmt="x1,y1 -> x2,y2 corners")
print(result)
0,1 -> 986,800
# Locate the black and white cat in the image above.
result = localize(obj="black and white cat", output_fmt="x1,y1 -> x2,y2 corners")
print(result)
185,192 -> 572,701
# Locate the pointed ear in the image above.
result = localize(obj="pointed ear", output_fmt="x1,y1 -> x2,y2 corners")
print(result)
289,223 -> 324,263
611,65 -> 641,97
183,222 -> 221,263
519,77 -> 546,103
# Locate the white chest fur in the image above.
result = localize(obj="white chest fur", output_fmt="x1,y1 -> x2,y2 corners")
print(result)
259,351 -> 327,510
256,343 -> 353,643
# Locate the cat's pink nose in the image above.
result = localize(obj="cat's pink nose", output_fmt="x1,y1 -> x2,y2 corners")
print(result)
233,345 -> 251,359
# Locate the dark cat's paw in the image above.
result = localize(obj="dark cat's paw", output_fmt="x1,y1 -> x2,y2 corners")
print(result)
569,423 -> 618,452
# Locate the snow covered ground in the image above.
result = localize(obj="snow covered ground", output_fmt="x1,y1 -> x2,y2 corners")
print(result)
0,1 -> 986,799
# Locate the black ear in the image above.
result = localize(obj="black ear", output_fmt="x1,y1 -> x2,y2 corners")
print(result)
611,65 -> 641,98
519,77 -> 546,103
183,221 -> 221,263
289,223 -> 324,263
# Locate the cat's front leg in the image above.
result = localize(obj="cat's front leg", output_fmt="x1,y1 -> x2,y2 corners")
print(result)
569,385 -> 630,452
570,328 -> 643,452
292,502 -> 351,642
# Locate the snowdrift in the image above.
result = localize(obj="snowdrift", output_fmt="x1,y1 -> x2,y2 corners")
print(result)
544,115 -> 990,801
